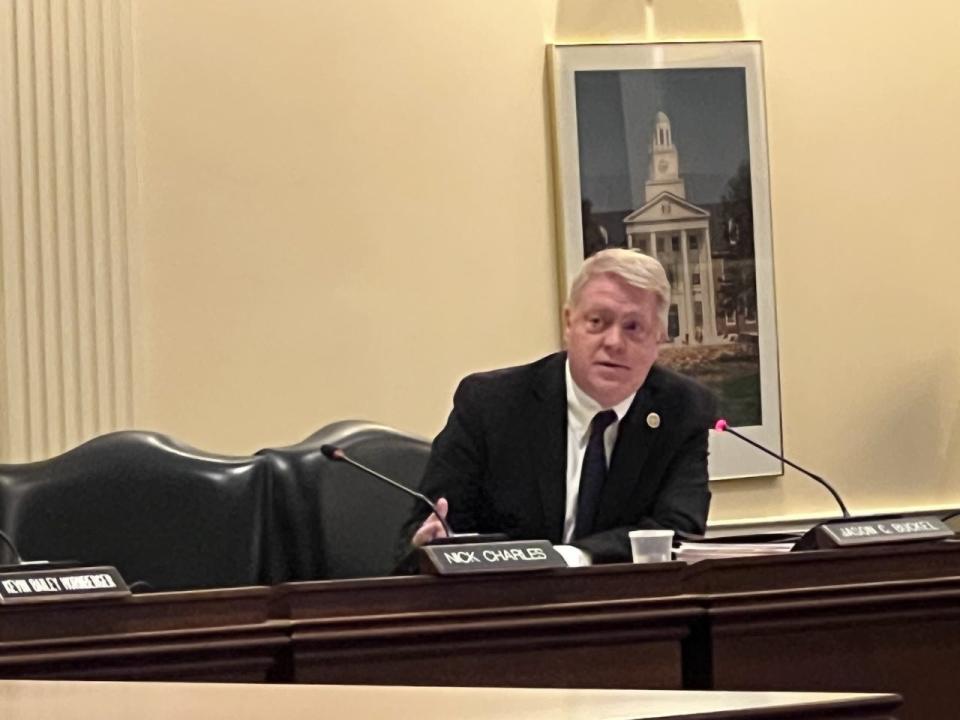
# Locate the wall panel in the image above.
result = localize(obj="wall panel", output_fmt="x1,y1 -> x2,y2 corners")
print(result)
0,0 -> 136,462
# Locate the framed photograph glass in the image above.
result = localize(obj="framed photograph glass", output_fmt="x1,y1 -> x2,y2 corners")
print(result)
551,42 -> 782,480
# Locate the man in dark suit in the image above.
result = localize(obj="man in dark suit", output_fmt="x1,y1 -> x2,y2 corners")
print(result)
406,248 -> 716,564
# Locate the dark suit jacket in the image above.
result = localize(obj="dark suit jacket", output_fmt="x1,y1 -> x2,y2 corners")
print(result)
406,352 -> 716,563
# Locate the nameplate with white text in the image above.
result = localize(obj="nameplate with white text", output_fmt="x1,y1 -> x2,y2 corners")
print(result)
419,540 -> 566,575
794,515 -> 954,550
0,566 -> 130,605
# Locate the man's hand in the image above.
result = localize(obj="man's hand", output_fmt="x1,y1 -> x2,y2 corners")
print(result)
411,497 -> 449,547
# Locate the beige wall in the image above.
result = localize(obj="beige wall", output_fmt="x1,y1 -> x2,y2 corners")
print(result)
129,0 -> 960,524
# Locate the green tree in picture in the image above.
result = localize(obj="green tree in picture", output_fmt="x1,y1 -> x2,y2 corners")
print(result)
717,161 -> 757,329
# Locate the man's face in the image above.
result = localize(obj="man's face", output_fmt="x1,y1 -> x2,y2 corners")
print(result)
564,273 -> 662,408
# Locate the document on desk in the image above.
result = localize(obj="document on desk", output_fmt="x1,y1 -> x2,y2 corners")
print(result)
675,541 -> 795,563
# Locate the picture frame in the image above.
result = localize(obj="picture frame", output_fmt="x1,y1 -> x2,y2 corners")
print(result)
551,41 -> 782,480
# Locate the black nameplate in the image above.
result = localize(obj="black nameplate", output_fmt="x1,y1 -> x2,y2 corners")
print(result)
794,515 -> 954,551
0,565 -> 130,605
419,539 -> 567,575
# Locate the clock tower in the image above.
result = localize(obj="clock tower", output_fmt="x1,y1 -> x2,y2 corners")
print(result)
644,111 -> 686,203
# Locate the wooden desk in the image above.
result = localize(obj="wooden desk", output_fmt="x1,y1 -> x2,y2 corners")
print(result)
0,587 -> 286,682
1,541 -> 958,720
682,540 -> 960,720
0,563 -> 695,688
277,563 -> 695,688
0,679 -> 900,719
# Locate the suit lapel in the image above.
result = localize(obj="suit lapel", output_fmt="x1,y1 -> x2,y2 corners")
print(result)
530,354 -> 567,543
594,365 -> 673,530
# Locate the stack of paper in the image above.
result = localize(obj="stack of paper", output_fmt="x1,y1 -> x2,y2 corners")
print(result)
674,541 -> 796,563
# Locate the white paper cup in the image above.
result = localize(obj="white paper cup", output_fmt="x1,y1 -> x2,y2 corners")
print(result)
628,529 -> 674,563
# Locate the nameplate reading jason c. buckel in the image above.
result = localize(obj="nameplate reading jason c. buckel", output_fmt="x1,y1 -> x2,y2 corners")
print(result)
419,540 -> 567,575
0,566 -> 130,605
820,516 -> 954,547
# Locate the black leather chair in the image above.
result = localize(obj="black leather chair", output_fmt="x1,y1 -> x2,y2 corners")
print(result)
258,420 -> 431,581
0,432 -> 273,591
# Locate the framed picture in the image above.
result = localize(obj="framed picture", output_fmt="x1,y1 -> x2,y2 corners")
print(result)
551,42 -> 781,480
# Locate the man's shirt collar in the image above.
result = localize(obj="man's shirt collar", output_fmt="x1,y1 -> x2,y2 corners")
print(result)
565,360 -> 637,445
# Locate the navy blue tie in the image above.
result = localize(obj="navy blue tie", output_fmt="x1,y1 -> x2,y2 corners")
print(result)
574,409 -> 617,539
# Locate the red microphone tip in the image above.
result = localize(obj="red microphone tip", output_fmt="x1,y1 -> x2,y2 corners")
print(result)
714,419 -> 728,432
319,444 -> 345,460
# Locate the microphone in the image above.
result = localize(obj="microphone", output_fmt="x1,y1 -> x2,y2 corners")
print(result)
319,444 -> 455,538
317,446 -> 563,574
712,418 -> 955,550
713,419 -> 850,518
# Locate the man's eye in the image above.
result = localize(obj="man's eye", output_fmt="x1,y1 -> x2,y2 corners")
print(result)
586,316 -> 603,328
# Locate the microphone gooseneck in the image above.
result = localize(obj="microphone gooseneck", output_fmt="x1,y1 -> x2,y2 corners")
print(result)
714,419 -> 851,519
319,444 -> 455,537
0,529 -> 23,564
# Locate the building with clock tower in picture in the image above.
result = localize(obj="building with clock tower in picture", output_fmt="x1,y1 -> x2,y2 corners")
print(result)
622,112 -> 719,345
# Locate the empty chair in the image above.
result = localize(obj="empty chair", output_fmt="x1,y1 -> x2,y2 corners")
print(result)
259,420 -> 431,581
0,432 -> 273,591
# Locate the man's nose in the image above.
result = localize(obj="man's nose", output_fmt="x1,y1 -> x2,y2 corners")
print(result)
602,325 -> 625,350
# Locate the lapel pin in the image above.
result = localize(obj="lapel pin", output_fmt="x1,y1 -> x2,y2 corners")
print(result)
646,412 -> 661,429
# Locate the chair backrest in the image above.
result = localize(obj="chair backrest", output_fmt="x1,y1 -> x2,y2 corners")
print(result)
0,431 -> 271,591
258,420 -> 431,581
